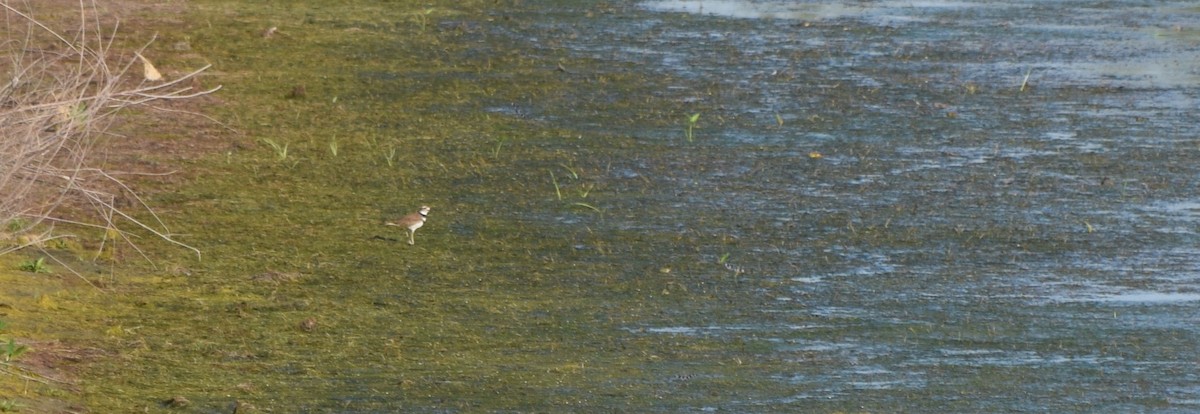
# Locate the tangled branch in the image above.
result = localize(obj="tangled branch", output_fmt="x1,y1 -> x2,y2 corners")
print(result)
0,1 -> 219,262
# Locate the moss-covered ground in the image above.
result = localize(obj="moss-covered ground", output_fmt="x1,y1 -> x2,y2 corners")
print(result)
2,0 -> 784,412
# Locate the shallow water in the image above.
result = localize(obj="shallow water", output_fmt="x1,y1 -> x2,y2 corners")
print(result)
474,0 -> 1200,411
100,0 -> 1200,412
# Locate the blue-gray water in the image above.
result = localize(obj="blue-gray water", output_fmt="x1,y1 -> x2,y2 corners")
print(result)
475,0 -> 1200,411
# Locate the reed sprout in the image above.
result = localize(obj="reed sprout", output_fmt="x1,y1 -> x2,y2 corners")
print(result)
1019,68 -> 1033,92
384,146 -> 398,167
261,138 -> 289,161
685,113 -> 700,142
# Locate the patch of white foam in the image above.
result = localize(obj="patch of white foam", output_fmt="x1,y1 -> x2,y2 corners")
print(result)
641,0 -> 1003,24
917,350 -> 1120,367
1058,290 -> 1200,304
642,0 -> 868,20
629,325 -> 761,335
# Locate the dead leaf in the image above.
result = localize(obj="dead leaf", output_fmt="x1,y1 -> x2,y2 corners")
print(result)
135,52 -> 163,81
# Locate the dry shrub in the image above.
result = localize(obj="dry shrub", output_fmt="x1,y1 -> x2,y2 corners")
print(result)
0,1 -> 218,260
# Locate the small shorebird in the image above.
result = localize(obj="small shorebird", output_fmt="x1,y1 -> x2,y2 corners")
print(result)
385,205 -> 430,245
